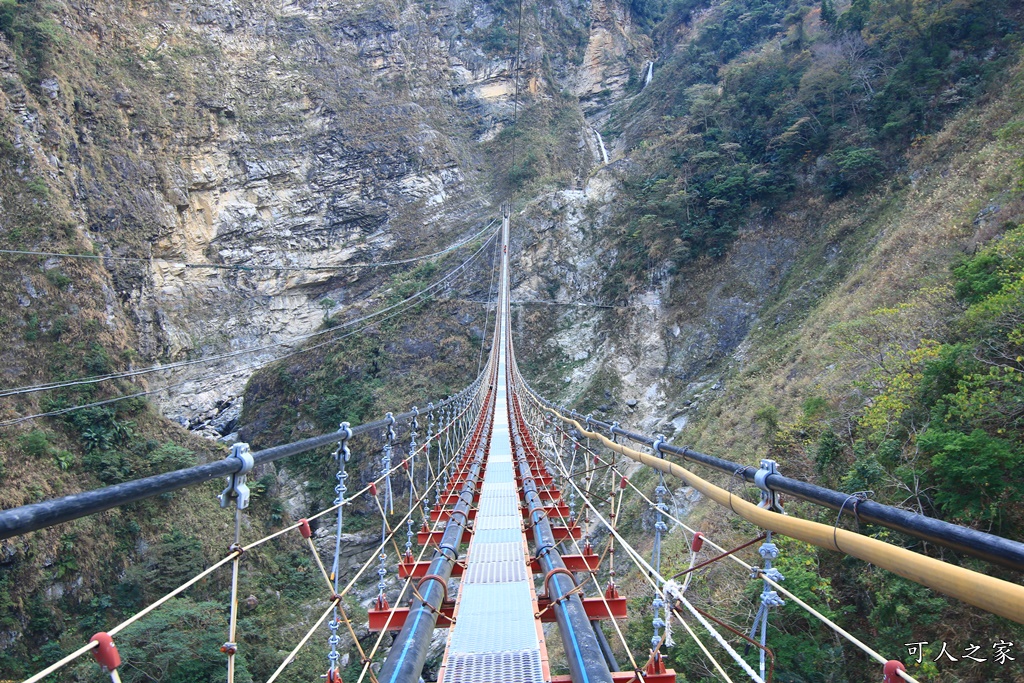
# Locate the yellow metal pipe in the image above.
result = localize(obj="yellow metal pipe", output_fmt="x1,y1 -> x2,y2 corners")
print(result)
543,407 -> 1024,625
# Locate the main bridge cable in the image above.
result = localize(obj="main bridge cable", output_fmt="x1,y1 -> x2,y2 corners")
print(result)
499,256 -> 616,683
376,341 -> 501,683
510,384 -> 743,683
0,229 -> 498,434
375,238 -> 507,683
0,225 -> 500,402
504,325 -> 623,670
21,399 -> 474,683
506,343 -> 729,683
271,392 -> 490,683
541,408 -> 1024,572
510,395 -> 646,678
0,217 -> 499,273
543,423 -> 897,676
508,0 -> 525,182
0,368 -> 487,539
530,401 -> 1024,627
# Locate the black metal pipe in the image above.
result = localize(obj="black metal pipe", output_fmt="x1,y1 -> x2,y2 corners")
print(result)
0,378 -> 484,540
523,384 -> 1024,573
378,401 -> 493,683
592,621 -> 620,673
511,430 -> 613,683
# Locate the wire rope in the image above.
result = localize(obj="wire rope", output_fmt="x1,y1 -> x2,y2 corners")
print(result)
0,232 -> 497,427
0,227 -> 497,401
509,0 -> 526,180
536,404 -> 932,682
18,395 -> 476,683
553,427 -> 894,666
0,218 -> 497,273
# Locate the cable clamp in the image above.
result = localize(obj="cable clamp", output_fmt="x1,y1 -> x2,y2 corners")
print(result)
218,443 -> 254,510
652,434 -> 666,458
754,459 -> 784,513
761,589 -> 785,608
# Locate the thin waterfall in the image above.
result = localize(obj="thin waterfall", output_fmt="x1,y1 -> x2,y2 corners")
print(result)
594,128 -> 609,165
644,60 -> 654,86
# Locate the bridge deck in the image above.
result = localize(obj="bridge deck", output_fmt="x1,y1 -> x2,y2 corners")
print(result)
438,319 -> 549,683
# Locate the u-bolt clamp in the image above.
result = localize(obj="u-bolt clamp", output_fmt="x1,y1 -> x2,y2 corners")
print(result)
652,434 -> 667,459
754,459 -> 784,513
218,443 -> 255,510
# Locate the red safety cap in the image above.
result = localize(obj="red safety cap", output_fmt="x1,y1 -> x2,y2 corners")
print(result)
90,632 -> 121,672
402,458 -> 409,471
326,668 -> 344,683
298,518 -> 312,539
691,532 -> 704,553
883,660 -> 907,683
620,475 -> 628,490
368,482 -> 378,496
593,455 -> 599,465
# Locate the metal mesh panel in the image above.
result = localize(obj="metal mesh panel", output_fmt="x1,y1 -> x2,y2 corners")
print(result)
444,651 -> 545,683
472,528 -> 524,544
441,345 -> 544,683
481,466 -> 515,483
468,542 -> 523,563
477,495 -> 521,517
464,560 -> 528,584
474,514 -> 521,531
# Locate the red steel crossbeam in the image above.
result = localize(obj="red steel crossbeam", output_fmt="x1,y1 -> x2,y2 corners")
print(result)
399,559 -> 466,579
535,596 -> 628,622
431,507 -> 479,522
368,603 -> 455,631
551,673 -> 676,683
417,527 -> 473,546
530,553 -> 599,573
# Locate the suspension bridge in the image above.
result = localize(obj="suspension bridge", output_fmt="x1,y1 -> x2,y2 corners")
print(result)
3,208 -> 1024,683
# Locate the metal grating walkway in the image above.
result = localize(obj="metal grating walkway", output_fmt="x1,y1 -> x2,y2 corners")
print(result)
439,319 -> 548,683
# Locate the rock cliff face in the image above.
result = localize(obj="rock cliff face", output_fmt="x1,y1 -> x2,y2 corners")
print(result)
1,0 -> 661,432
3,0 -> 577,429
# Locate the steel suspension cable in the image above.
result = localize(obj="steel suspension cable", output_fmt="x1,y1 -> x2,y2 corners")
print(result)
0,227 -> 498,402
543,442 -> 739,682
269,449 -> 461,683
0,218 -> 497,272
18,399 -> 479,683
267,388 -> 490,683
531,410 -> 934,683
0,232 -> 496,429
531,427 -> 645,675
541,408 -> 1024,627
551,454 -> 765,682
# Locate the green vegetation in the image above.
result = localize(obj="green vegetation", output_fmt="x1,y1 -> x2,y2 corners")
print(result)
604,0 -> 1021,298
836,226 -> 1024,534
0,0 -> 64,84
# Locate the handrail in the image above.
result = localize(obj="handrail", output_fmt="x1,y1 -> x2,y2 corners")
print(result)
0,375 -> 486,540
530,398 -> 1024,625
520,384 -> 1024,572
